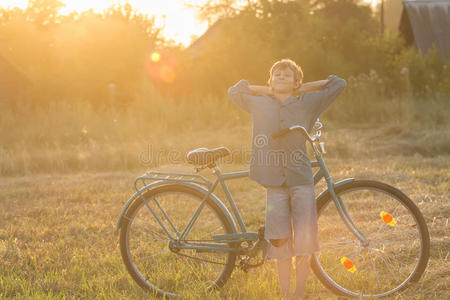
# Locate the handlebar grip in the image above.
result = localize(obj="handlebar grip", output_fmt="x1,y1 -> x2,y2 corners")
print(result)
273,125 -> 316,142
272,128 -> 291,139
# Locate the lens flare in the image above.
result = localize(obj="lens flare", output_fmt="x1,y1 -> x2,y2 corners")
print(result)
151,52 -> 161,62
145,49 -> 178,84
160,65 -> 176,83
341,257 -> 357,273
380,211 -> 397,226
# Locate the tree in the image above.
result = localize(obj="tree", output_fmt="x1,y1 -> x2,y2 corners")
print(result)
25,0 -> 65,26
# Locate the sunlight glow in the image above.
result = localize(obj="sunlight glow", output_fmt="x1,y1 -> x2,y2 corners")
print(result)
59,0 -> 110,14
0,0 -> 208,47
1,0 -> 378,45
160,65 -> 176,83
151,52 -> 161,63
145,50 -> 178,83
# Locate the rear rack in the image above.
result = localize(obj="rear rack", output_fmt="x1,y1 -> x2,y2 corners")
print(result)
134,170 -> 212,192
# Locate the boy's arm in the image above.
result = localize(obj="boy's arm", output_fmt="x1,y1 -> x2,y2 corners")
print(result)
294,80 -> 329,94
306,75 -> 347,118
228,80 -> 254,113
248,85 -> 272,96
246,80 -> 329,96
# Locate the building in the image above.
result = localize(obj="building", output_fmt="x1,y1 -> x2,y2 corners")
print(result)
185,17 -> 233,58
399,0 -> 450,55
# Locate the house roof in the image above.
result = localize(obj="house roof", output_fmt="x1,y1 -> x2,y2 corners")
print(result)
185,17 -> 231,58
401,0 -> 450,55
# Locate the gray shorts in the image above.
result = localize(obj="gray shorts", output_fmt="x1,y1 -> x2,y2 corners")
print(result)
264,183 -> 320,261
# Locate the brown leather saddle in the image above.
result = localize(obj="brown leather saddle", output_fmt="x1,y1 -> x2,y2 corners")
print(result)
186,146 -> 231,166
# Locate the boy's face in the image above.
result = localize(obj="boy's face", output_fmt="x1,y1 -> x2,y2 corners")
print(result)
270,67 -> 298,94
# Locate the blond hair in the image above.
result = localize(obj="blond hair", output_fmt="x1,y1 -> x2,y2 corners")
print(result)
267,58 -> 303,87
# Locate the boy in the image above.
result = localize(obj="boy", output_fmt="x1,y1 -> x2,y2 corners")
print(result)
228,59 -> 346,299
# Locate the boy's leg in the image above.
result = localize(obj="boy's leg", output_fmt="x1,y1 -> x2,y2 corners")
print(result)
277,257 -> 292,298
293,255 -> 311,299
289,184 -> 319,299
265,185 -> 293,296
289,184 -> 319,256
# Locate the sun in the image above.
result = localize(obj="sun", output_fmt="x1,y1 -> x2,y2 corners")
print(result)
0,0 -> 208,47
128,0 -> 208,46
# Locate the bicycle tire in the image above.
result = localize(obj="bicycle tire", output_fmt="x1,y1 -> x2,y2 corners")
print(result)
311,180 -> 430,298
119,183 -> 237,298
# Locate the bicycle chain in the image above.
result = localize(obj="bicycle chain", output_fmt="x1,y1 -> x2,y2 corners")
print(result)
169,246 -> 263,269
171,231 -> 267,270
170,249 -> 230,266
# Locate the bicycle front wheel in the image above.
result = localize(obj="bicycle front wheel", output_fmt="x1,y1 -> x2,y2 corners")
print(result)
119,184 -> 237,298
311,180 -> 430,298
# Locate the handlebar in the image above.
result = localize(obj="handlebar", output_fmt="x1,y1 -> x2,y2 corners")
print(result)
272,125 -> 317,142
272,119 -> 323,143
271,119 -> 326,155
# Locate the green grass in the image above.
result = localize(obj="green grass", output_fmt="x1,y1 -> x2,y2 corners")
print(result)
1,155 -> 448,299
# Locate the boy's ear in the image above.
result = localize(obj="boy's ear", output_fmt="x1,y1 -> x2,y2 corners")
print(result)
293,82 -> 303,95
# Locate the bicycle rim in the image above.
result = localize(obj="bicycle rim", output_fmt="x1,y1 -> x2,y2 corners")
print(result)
312,180 -> 430,297
120,184 -> 236,298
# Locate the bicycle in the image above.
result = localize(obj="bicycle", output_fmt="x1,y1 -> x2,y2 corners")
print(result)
116,119 -> 430,298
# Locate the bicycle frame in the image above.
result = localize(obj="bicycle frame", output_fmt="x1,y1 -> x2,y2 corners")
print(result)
116,141 -> 368,253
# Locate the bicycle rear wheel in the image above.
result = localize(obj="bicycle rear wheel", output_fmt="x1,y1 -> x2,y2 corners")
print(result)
311,180 -> 430,298
119,184 -> 237,298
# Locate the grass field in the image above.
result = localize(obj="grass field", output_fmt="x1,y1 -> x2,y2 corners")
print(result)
0,94 -> 449,298
1,154 -> 448,299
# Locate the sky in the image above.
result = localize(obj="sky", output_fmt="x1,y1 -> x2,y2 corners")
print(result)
0,0 -> 209,47
0,0 -> 378,47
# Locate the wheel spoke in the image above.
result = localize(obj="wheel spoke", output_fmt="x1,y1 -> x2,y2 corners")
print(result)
194,225 -> 223,241
176,255 -> 208,291
370,255 -> 380,289
120,186 -> 236,297
313,182 -> 429,298
126,216 -> 170,241
375,252 -> 400,279
321,240 -> 357,247
139,248 -> 170,260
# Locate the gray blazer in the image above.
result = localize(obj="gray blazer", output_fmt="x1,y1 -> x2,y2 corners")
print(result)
228,75 -> 346,187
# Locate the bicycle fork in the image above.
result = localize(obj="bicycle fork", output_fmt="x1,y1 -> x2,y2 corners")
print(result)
327,176 -> 369,246
314,149 -> 369,246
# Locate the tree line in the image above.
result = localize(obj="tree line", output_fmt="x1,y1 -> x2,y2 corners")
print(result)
1,0 -> 448,109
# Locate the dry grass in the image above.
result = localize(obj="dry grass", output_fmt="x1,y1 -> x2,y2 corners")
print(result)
0,155 -> 448,299
0,94 -> 448,298
0,92 -> 448,176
